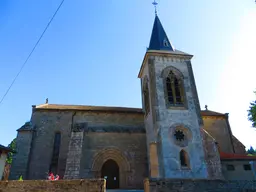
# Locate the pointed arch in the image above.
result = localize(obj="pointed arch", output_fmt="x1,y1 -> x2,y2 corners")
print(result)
91,148 -> 130,172
143,76 -> 150,115
161,66 -> 184,79
179,149 -> 190,169
161,66 -> 186,107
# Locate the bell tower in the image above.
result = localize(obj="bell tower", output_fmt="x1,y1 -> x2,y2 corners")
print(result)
139,12 -> 208,178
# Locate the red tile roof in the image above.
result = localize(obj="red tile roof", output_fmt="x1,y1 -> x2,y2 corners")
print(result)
201,110 -> 226,116
0,144 -> 13,153
220,152 -> 256,160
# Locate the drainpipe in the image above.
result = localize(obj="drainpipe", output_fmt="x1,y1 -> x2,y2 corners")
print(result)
225,113 -> 235,153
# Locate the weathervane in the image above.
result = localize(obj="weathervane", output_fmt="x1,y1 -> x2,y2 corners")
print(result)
152,0 -> 158,15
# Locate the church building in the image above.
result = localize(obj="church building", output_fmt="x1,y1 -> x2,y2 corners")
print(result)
10,12 -> 256,190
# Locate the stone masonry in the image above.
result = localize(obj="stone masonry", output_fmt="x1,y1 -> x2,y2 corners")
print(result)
144,178 -> 256,192
0,179 -> 105,192
64,123 -> 86,179
139,52 -> 208,179
9,123 -> 34,180
10,104 -> 250,184
10,107 -> 148,189
201,129 -> 223,179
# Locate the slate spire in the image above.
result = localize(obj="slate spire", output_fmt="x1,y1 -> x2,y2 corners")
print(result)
148,15 -> 174,51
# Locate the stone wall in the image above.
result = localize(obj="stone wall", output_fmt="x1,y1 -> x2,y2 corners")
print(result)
64,129 -> 85,179
9,129 -> 33,180
141,60 -> 158,178
0,152 -> 7,180
201,129 -> 223,179
144,178 -> 256,192
148,54 -> 208,178
221,160 -> 256,180
80,132 -> 148,189
72,111 -> 147,189
18,109 -> 147,189
203,117 -> 234,153
27,111 -> 73,180
0,179 -> 105,192
232,135 -> 246,154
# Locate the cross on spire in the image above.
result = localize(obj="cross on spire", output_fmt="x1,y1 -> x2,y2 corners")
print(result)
152,0 -> 158,15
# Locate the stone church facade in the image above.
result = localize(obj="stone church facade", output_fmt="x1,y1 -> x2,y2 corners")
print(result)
10,14 -> 256,189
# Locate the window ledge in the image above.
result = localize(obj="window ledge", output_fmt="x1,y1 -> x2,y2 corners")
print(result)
180,166 -> 191,170
167,106 -> 187,110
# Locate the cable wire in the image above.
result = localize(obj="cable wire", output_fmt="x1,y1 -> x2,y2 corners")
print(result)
0,0 -> 65,106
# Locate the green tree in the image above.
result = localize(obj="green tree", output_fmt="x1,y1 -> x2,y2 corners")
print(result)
247,146 -> 256,154
248,91 -> 256,128
6,138 -> 16,164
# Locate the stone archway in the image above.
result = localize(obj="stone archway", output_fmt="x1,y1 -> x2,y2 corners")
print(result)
101,159 -> 119,189
91,148 -> 130,189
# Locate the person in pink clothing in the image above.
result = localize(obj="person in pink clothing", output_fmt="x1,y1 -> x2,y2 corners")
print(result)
48,172 -> 55,181
55,175 -> 60,180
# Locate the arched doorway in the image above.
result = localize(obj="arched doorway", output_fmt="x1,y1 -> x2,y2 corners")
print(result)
101,159 -> 119,189
91,148 -> 131,188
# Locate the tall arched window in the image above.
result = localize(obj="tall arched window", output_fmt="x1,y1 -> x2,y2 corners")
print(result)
143,83 -> 150,115
180,150 -> 190,168
49,132 -> 61,174
166,70 -> 185,106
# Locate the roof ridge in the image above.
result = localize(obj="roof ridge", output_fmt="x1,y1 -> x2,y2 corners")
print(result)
36,103 -> 142,109
34,103 -> 227,116
35,103 -> 49,108
0,144 -> 13,152
201,109 -> 225,116
202,129 -> 216,141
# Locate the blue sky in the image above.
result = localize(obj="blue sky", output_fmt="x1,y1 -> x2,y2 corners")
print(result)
0,0 -> 256,149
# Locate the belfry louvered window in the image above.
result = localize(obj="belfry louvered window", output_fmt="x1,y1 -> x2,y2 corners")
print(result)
166,71 -> 185,106
49,132 -> 61,174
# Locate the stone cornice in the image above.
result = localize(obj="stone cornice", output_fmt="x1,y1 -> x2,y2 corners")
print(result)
138,50 -> 193,78
82,125 -> 146,133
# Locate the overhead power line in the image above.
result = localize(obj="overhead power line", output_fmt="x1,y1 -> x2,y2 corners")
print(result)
0,0 -> 65,106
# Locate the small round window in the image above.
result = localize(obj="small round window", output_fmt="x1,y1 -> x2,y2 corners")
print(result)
170,126 -> 192,147
174,130 -> 185,141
